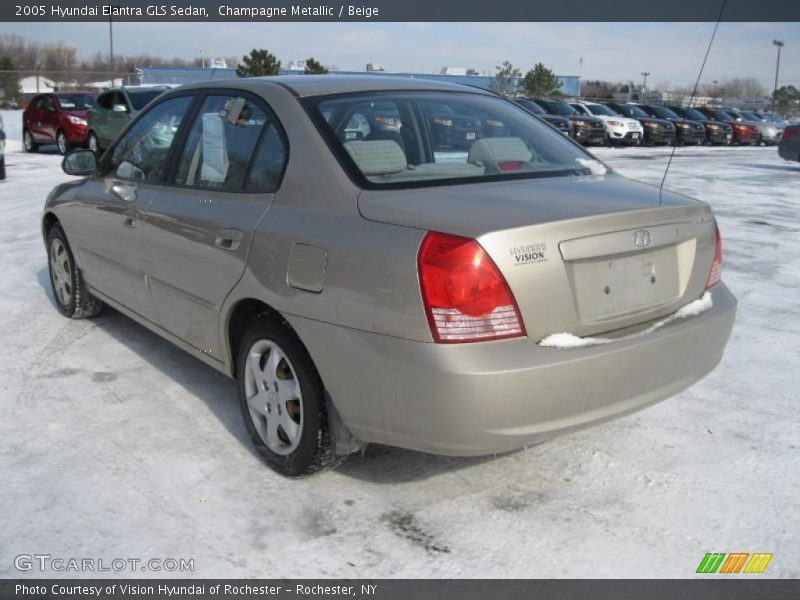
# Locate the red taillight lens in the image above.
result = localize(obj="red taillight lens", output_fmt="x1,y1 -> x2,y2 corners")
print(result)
783,128 -> 798,140
417,232 -> 525,343
706,223 -> 723,289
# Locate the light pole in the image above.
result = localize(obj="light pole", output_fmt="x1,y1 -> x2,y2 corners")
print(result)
712,80 -> 718,104
641,71 -> 650,103
772,39 -> 784,111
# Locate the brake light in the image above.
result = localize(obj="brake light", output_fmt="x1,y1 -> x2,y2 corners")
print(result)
417,232 -> 525,343
706,223 -> 723,289
783,128 -> 798,140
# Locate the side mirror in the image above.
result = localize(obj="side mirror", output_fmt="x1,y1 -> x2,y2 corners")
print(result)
112,104 -> 129,113
62,149 -> 97,176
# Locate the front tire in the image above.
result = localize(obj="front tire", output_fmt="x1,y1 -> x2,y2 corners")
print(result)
56,130 -> 70,155
87,131 -> 100,154
0,157 -> 5,180
23,129 -> 38,153
47,224 -> 103,319
236,314 -> 340,477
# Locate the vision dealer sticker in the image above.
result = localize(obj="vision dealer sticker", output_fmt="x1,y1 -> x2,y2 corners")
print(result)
510,242 -> 547,266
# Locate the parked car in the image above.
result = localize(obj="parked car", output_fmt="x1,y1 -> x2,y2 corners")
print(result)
0,112 -> 5,180
634,104 -> 705,145
87,86 -> 170,153
694,107 -> 757,145
46,76 -> 736,476
777,124 -> 799,162
513,98 -> 575,137
750,109 -> 788,128
666,106 -> 734,145
604,102 -> 676,145
570,101 -> 643,146
534,98 -> 606,145
725,108 -> 783,145
22,92 -> 95,154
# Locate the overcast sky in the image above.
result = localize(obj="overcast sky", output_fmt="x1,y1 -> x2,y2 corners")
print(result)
7,21 -> 800,89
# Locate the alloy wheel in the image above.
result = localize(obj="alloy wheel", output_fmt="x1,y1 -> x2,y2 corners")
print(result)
49,238 -> 73,307
243,339 -> 303,455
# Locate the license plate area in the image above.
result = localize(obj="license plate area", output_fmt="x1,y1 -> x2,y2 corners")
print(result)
569,246 -> 682,323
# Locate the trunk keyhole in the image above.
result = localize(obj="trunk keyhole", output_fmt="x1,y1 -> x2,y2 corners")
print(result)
604,286 -> 611,295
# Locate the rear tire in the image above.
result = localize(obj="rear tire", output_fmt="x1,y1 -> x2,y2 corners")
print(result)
46,224 -> 103,319
0,157 -> 5,180
236,314 -> 343,477
23,129 -> 38,153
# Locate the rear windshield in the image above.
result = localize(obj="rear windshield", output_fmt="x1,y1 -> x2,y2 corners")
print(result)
514,98 -> 545,114
304,92 -> 600,188
129,90 -> 164,110
57,94 -> 94,111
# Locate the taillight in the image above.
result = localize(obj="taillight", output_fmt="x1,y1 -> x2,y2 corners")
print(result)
417,232 -> 525,343
784,128 -> 798,141
706,223 -> 723,289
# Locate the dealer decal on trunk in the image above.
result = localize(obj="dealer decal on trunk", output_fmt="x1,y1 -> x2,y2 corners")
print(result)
510,242 -> 548,266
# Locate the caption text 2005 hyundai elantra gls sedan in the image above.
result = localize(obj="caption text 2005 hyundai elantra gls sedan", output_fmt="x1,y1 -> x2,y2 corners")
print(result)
43,76 -> 736,476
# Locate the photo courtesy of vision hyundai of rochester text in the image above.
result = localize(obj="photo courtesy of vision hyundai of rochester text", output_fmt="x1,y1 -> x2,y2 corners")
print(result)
44,75 -> 736,476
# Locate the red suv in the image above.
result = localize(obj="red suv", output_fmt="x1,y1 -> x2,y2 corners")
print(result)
23,92 -> 96,154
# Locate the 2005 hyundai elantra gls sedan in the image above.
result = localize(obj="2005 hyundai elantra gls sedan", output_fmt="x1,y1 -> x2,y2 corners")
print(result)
44,76 -> 736,476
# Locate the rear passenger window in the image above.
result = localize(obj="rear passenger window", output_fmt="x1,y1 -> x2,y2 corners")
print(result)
175,95 -> 267,191
245,122 -> 288,192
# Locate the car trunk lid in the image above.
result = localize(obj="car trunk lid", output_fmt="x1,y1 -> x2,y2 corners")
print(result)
359,174 -> 716,340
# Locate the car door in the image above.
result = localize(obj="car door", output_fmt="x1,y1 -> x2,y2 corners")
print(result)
141,92 -> 288,358
90,92 -> 112,142
39,95 -> 60,142
66,94 -> 196,323
105,91 -> 131,145
27,96 -> 52,142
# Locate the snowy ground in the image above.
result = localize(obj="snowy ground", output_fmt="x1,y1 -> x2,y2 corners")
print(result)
1,109 -> 798,578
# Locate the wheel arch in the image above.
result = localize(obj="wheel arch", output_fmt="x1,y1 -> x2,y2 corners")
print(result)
225,298 -> 292,378
42,211 -> 60,243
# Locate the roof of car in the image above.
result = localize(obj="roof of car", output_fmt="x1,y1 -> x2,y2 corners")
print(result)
177,74 -> 495,98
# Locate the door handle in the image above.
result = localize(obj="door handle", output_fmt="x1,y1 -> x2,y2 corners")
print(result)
214,228 -> 243,251
111,181 -> 137,202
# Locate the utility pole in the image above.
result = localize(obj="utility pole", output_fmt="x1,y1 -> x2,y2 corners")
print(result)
641,71 -> 650,103
772,40 -> 784,112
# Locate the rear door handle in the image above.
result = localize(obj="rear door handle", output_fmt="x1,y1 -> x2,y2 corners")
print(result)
214,228 -> 243,251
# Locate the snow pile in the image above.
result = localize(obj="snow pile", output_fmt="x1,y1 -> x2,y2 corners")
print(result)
576,157 -> 609,176
539,292 -> 713,349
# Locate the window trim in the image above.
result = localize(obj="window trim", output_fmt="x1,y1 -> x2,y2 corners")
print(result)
301,89 -> 595,191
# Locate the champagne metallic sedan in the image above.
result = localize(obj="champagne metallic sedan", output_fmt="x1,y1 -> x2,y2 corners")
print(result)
43,76 -> 736,476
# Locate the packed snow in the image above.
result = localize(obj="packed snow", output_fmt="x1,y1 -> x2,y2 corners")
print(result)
540,292 -> 714,348
0,109 -> 798,578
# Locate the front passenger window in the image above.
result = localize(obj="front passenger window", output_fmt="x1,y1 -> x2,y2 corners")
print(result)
109,96 -> 192,182
175,95 -> 267,191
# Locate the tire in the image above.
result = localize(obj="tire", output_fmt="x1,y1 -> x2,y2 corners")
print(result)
236,314 -> 342,477
0,157 -> 5,180
87,131 -> 100,155
46,224 -> 103,319
23,129 -> 38,153
56,130 -> 70,155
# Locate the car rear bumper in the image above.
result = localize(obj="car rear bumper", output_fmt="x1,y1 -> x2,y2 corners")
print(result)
287,284 -> 737,456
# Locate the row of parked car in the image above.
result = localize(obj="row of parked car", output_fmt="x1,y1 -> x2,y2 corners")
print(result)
514,97 -> 788,147
20,86 -> 170,155
14,86 -> 793,160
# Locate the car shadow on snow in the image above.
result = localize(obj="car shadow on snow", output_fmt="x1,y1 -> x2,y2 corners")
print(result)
35,266 -> 508,482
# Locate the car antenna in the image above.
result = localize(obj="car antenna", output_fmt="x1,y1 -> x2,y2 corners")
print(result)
660,0 -> 728,203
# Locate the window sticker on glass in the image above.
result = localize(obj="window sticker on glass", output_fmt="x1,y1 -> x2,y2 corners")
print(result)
201,113 -> 229,183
